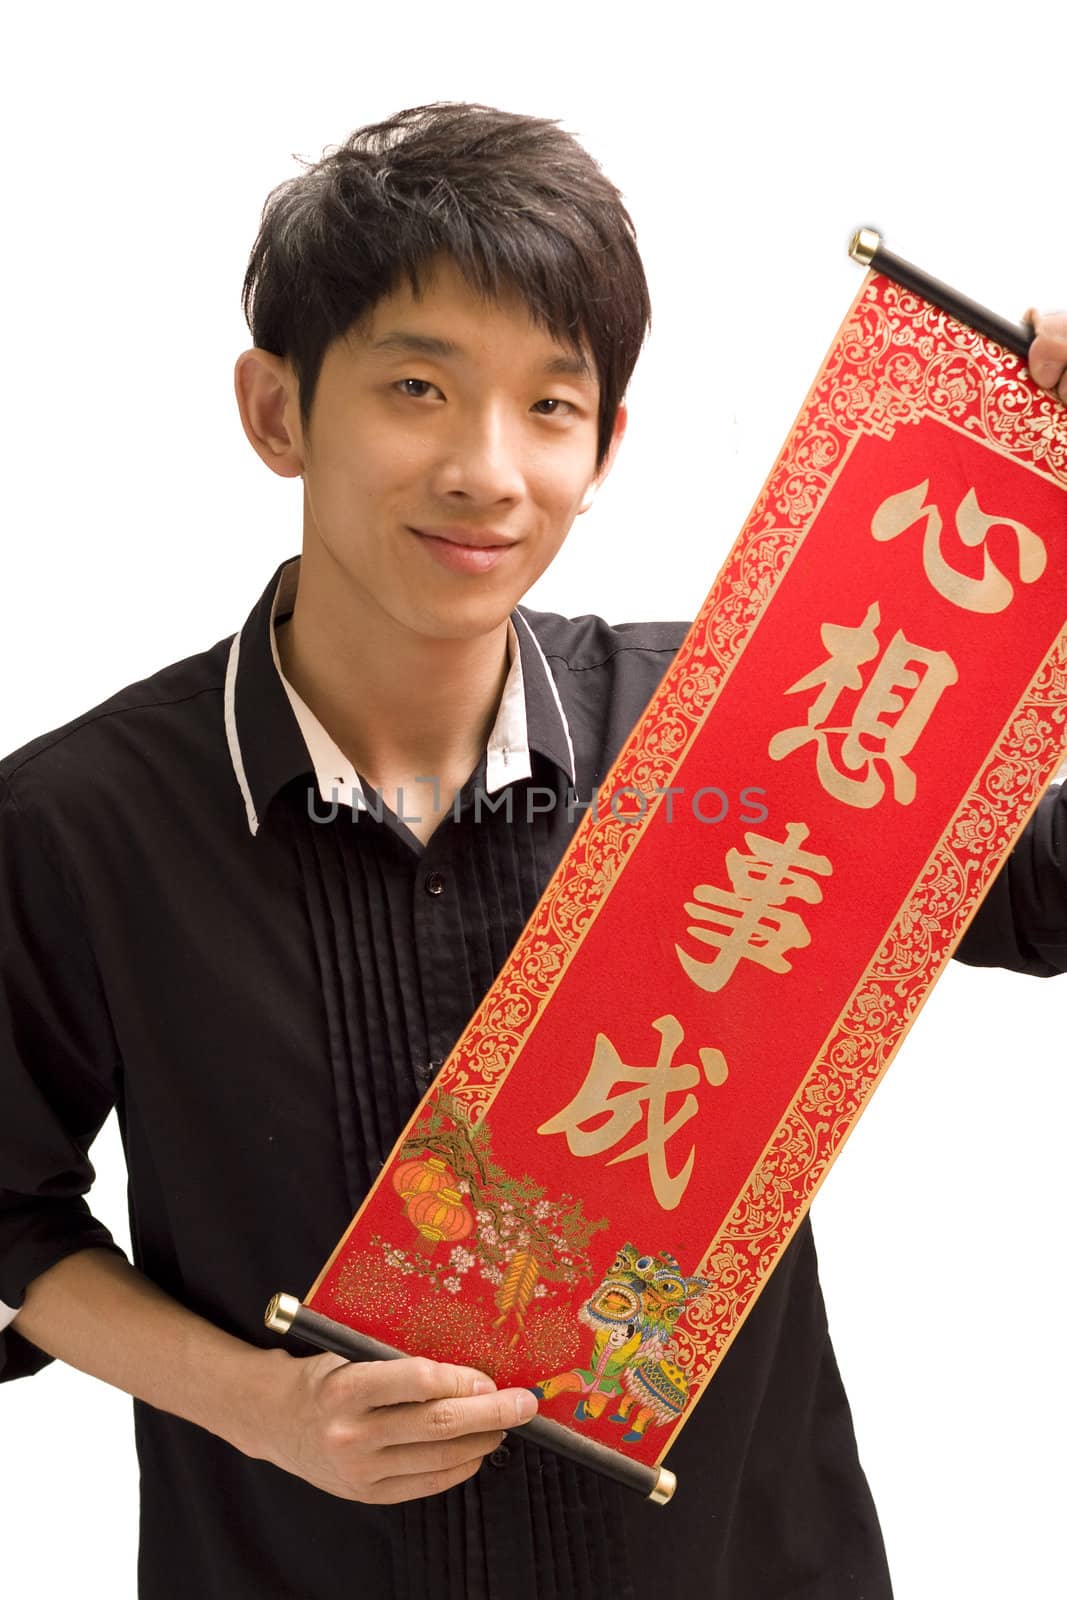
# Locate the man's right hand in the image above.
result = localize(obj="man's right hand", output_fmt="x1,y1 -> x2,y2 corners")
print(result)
250,1347 -> 539,1505
12,1250 -> 537,1508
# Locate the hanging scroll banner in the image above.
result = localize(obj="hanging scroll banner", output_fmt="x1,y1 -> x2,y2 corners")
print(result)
275,251 -> 1067,1493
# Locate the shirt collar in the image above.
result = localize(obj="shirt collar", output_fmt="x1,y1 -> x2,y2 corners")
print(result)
224,555 -> 576,837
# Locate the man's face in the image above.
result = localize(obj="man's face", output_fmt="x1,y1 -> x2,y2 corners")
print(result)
293,254 -> 621,642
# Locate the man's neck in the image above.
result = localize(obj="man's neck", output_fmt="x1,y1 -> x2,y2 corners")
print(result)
275,549 -> 512,843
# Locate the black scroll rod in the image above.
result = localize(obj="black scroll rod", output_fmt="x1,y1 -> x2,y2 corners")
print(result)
849,228 -> 1035,365
265,1292 -> 677,1503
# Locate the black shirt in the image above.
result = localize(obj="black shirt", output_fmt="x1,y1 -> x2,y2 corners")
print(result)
2,553 -> 1063,1599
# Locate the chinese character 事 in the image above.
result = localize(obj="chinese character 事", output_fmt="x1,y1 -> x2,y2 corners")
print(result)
871,481 -> 1046,615
675,821 -> 832,993
537,1014 -> 728,1211
768,602 -> 959,808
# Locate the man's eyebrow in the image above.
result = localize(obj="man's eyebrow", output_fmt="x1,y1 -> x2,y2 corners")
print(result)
367,331 -> 594,380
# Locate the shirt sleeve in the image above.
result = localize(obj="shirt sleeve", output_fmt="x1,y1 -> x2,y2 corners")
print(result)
954,780 -> 1067,977
0,773 -> 127,1381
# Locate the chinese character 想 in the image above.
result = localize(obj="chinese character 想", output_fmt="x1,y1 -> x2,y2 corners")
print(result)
768,600 -> 958,807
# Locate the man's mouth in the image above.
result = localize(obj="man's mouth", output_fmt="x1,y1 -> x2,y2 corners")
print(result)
408,526 -> 517,574
410,524 -> 516,548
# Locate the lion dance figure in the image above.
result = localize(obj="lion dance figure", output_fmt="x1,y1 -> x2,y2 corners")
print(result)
530,1243 -> 708,1444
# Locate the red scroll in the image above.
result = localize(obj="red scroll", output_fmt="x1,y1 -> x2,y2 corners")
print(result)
303,271 -> 1067,1474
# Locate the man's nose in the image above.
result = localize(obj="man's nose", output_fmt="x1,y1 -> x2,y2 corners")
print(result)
429,406 -> 526,502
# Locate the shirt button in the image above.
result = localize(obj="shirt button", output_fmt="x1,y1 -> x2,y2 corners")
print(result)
489,1445 -> 510,1468
424,871 -> 446,896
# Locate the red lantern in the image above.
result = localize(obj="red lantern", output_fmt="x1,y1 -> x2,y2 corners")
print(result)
391,1154 -> 453,1200
405,1186 -> 474,1252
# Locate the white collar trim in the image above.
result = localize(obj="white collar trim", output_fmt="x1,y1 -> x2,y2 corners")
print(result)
268,557 -> 533,810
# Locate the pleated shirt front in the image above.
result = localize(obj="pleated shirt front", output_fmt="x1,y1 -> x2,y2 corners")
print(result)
0,554 -> 901,1599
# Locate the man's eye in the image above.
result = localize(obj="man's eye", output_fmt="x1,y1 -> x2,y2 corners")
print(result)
393,383 -> 573,413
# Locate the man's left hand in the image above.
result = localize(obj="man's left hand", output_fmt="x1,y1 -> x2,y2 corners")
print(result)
1025,308 -> 1067,404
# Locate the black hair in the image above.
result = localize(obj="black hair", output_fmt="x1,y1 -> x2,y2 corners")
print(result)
241,102 -> 652,472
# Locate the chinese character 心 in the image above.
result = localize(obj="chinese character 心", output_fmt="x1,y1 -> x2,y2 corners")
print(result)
871,480 -> 1046,614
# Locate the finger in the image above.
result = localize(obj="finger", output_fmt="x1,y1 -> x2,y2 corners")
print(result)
376,1385 -> 538,1448
368,1429 -> 505,1483
1028,343 -> 1067,391
1024,308 -> 1067,332
363,1453 -> 486,1506
1024,307 -> 1067,393
1058,370 -> 1067,407
329,1355 -> 497,1412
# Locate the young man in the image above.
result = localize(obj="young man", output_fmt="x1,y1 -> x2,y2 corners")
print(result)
1,102 -> 1065,1599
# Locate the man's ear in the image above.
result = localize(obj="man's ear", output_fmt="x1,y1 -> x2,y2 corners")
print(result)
577,403 -> 628,514
233,349 -> 306,479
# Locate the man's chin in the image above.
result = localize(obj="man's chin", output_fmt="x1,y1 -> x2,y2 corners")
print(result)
407,609 -> 517,646
389,589 -> 520,646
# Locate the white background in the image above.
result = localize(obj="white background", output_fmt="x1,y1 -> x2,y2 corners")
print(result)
2,3 -> 1066,1595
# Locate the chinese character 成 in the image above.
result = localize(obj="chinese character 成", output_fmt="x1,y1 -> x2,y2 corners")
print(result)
537,1014 -> 728,1210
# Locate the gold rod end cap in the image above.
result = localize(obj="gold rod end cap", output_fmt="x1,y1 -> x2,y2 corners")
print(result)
849,226 -> 882,266
649,1466 -> 677,1505
265,1292 -> 301,1334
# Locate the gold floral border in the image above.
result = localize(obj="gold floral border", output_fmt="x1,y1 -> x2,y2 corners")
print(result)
308,277 -> 1067,1438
